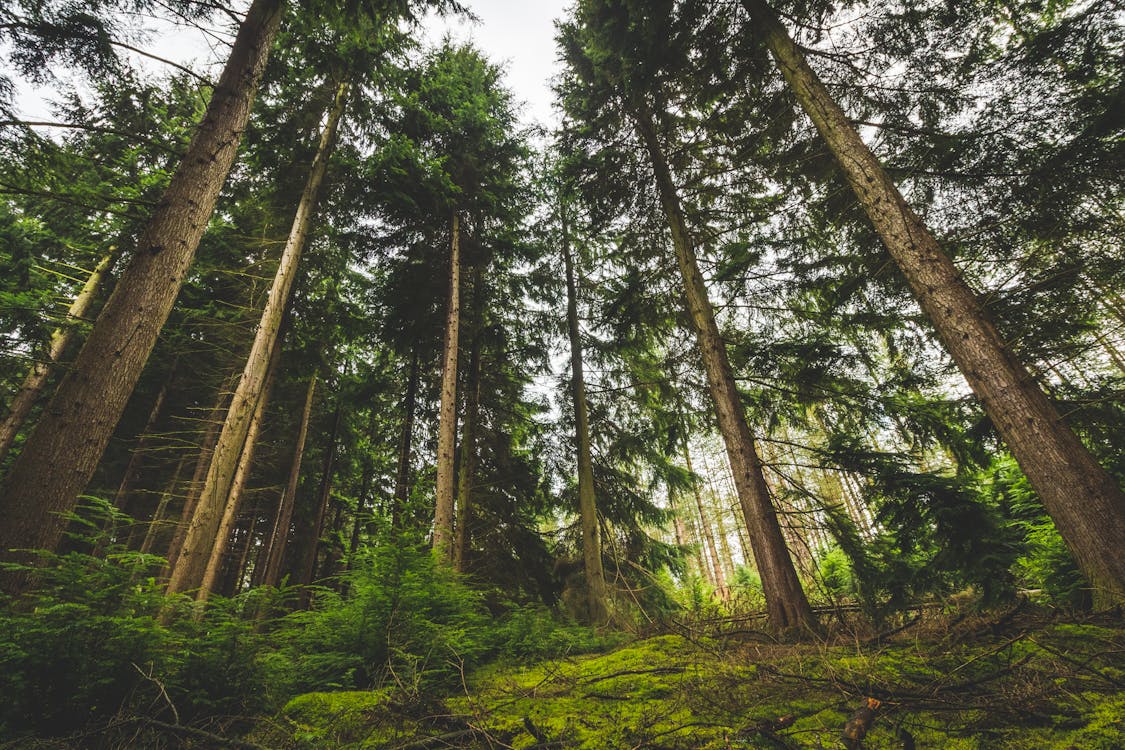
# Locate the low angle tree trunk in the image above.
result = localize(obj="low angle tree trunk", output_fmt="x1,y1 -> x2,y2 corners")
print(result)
0,0 -> 285,589
745,0 -> 1125,604
433,212 -> 461,561
633,104 -> 816,631
167,81 -> 348,596
453,322 -> 482,574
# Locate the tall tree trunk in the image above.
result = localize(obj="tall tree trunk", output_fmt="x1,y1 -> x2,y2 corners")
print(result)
453,320 -> 482,574
433,212 -> 461,560
392,347 -> 420,528
0,249 -> 116,467
167,81 -> 348,595
745,0 -> 1125,604
258,372 -> 316,589
197,340 -> 281,601
634,106 -> 815,630
0,0 -> 284,586
562,214 -> 609,624
294,402 -> 343,599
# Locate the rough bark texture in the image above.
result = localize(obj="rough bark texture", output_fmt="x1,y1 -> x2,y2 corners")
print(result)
0,250 -> 116,466
747,0 -> 1125,604
392,347 -> 420,528
258,373 -> 316,588
0,0 -> 284,584
167,81 -> 347,595
433,213 -> 461,561
453,323 -> 482,574
197,340 -> 280,600
633,105 -> 815,630
562,217 -> 609,624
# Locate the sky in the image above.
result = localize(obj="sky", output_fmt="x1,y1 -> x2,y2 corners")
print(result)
422,0 -> 571,127
11,1 -> 571,129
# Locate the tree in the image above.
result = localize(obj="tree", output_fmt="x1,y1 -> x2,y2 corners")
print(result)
741,0 -> 1125,604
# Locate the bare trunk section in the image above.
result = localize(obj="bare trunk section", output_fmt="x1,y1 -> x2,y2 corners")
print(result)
197,340 -> 281,600
633,106 -> 815,630
453,323 -> 482,574
258,373 -> 316,589
167,81 -> 348,595
562,217 -> 609,624
0,0 -> 284,586
746,0 -> 1125,603
433,212 -> 461,561
0,249 -> 116,466
392,348 -> 421,528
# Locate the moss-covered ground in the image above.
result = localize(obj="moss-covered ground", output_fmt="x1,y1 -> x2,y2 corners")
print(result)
253,608 -> 1124,749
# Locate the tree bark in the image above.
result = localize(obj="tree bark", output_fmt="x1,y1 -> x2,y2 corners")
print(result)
167,81 -> 348,595
746,0 -> 1125,603
0,249 -> 116,466
258,372 -> 316,589
392,347 -> 421,528
453,317 -> 482,574
433,212 -> 461,561
197,340 -> 281,601
633,105 -> 815,630
562,212 -> 609,624
0,0 -> 284,586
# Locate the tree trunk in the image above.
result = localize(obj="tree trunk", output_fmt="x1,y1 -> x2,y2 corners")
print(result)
634,105 -> 815,630
453,319 -> 482,574
258,372 -> 316,589
433,212 -> 461,561
197,340 -> 281,601
167,81 -> 348,595
0,0 -> 284,586
0,249 -> 116,466
746,0 -> 1125,604
683,443 -> 727,594
562,214 -> 609,624
392,347 -> 420,528
294,402 -> 343,599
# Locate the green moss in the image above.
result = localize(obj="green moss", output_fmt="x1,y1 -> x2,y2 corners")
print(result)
279,690 -> 419,748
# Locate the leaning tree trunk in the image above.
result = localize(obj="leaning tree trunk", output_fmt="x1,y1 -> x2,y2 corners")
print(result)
258,372 -> 316,589
745,0 -> 1125,604
633,104 -> 815,631
0,248 -> 116,466
197,340 -> 281,601
453,319 -> 482,574
562,211 -> 609,624
167,81 -> 348,595
0,0 -> 284,587
433,212 -> 462,561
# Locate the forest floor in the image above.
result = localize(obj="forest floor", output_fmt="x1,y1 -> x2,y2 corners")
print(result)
250,606 -> 1124,749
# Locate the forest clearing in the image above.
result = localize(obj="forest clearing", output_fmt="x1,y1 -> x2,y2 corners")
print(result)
1,0 -> 1122,747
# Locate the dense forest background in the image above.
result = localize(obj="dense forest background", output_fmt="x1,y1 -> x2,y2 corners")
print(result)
0,0 -> 1122,747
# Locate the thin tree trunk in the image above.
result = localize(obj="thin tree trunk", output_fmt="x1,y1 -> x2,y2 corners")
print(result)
0,0 -> 284,586
746,0 -> 1125,604
112,356 -> 178,512
634,105 -> 815,630
0,249 -> 116,466
294,402 -> 343,598
140,455 -> 186,555
683,443 -> 728,594
561,207 -> 609,623
453,322 -> 482,574
197,340 -> 281,601
167,81 -> 348,595
392,347 -> 420,528
163,378 -> 234,578
433,212 -> 461,560
259,373 -> 316,589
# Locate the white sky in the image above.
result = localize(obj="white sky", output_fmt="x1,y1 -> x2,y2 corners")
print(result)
423,0 -> 571,127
